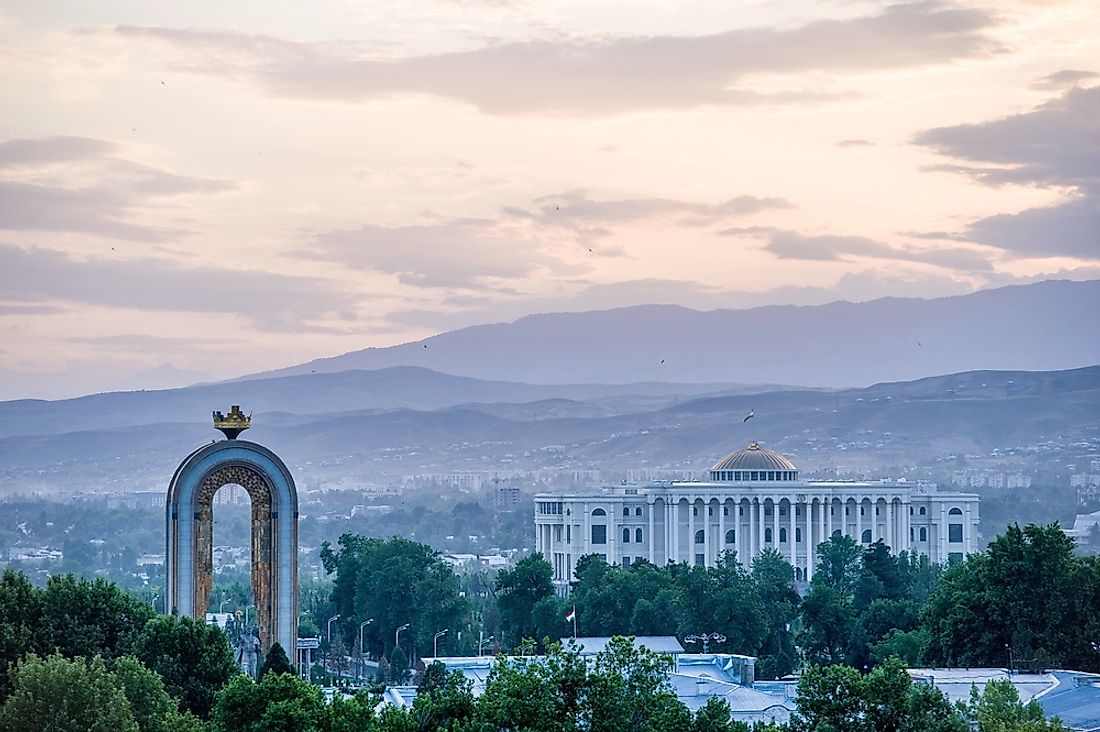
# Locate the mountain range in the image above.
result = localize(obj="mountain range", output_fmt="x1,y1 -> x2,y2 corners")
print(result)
240,280 -> 1100,388
2,362 -> 1097,496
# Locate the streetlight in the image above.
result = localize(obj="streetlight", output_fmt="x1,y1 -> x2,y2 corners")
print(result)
358,619 -> 374,681
433,629 -> 449,658
478,635 -> 494,656
684,632 -> 727,654
327,614 -> 341,643
220,597 -> 231,613
1005,644 -> 1014,675
395,623 -> 410,649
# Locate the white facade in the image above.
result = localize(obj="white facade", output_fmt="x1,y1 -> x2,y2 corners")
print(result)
534,443 -> 980,589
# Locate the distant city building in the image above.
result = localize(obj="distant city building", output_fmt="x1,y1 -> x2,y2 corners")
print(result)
535,442 -> 980,589
494,484 -> 521,510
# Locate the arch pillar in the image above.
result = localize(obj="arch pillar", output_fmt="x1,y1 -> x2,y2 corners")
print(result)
167,439 -> 298,656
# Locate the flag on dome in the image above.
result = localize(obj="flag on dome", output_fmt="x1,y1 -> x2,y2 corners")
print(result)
743,410 -> 754,423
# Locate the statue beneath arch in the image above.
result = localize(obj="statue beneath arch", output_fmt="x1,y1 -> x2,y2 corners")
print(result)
166,407 -> 298,658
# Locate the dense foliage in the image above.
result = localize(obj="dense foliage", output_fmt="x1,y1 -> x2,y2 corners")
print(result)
321,535 -> 471,662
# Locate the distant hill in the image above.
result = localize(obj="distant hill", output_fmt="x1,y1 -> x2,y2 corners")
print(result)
0,366 -> 760,441
3,364 -> 1097,494
239,280 -> 1100,388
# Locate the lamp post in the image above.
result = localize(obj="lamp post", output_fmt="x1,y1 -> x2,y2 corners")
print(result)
684,632 -> 727,654
434,629 -> 449,658
220,597 -> 231,613
358,619 -> 374,681
1005,644 -> 1014,675
395,623 -> 410,650
478,634 -> 494,656
327,614 -> 341,643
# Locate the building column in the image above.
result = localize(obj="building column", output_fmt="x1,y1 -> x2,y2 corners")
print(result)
788,499 -> 797,566
772,497 -> 780,554
825,497 -> 833,539
671,500 -> 679,564
648,501 -> 655,564
752,499 -> 760,558
857,497 -> 865,544
718,498 -> 726,564
583,502 -> 591,556
608,503 -> 617,564
939,504 -> 948,562
687,497 -> 696,565
886,500 -> 895,551
805,500 -> 814,581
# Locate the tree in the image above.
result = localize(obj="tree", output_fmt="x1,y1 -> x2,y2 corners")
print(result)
260,641 -> 293,678
211,672 -> 327,732
752,549 -> 801,679
111,656 -> 178,732
792,659 -> 965,732
35,573 -> 155,661
799,584 -> 855,665
411,661 -> 476,730
131,615 -> 240,719
0,570 -> 41,702
321,535 -> 469,661
496,553 -> 556,649
692,697 -> 750,732
961,679 -> 1068,731
0,653 -> 138,732
476,644 -> 585,732
814,535 -> 864,597
584,636 -> 690,732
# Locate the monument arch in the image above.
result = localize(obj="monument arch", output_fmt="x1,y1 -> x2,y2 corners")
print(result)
166,407 -> 298,656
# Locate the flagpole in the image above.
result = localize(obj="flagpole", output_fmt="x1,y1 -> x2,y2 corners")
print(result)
572,606 -> 577,639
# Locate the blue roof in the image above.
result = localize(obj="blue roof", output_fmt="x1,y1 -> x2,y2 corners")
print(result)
1039,673 -> 1100,732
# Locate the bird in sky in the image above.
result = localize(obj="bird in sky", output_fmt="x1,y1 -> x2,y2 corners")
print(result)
660,359 -> 665,364
423,344 -> 428,349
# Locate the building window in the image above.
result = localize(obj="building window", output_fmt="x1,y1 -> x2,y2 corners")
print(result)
739,507 -> 744,516
860,506 -> 865,516
765,528 -> 773,543
861,529 -> 872,544
764,504 -> 773,516
622,528 -> 630,544
919,507 -> 926,516
554,526 -> 562,541
833,529 -> 842,537
693,506 -> 698,516
725,529 -> 735,544
875,506 -> 880,515
780,504 -> 787,516
623,507 -> 630,517
909,528 -> 914,541
768,471 -> 776,481
566,526 -> 571,543
593,508 -> 606,516
695,529 -> 705,544
636,528 -> 643,543
708,506 -> 713,516
796,528 -> 802,543
948,552 -> 964,564
695,554 -> 705,566
795,505 -> 802,516
723,506 -> 728,516
751,471 -> 759,481
735,471 -> 742,480
949,507 -> 963,516
919,527 -> 927,542
779,528 -> 787,543
592,525 -> 606,545
622,557 -> 631,568
909,507 -> 914,515
845,507 -> 850,516
636,507 -> 643,516
949,524 -> 963,543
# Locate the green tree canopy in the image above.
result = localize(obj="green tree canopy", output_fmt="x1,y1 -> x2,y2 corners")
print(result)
131,615 -> 240,719
321,534 -> 470,662
0,653 -> 139,732
260,641 -> 293,678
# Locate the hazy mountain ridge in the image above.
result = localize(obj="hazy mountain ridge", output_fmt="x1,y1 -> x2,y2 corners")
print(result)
239,280 -> 1100,388
0,366 -> 761,441
2,364 -> 1097,495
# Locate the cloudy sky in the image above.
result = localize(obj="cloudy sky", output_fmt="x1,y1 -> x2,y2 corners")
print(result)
1,0 -> 1098,398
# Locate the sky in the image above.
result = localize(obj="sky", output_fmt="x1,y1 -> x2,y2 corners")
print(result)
1,0 -> 1098,399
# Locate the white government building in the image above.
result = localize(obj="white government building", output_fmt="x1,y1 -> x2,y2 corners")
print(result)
535,442 -> 979,589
